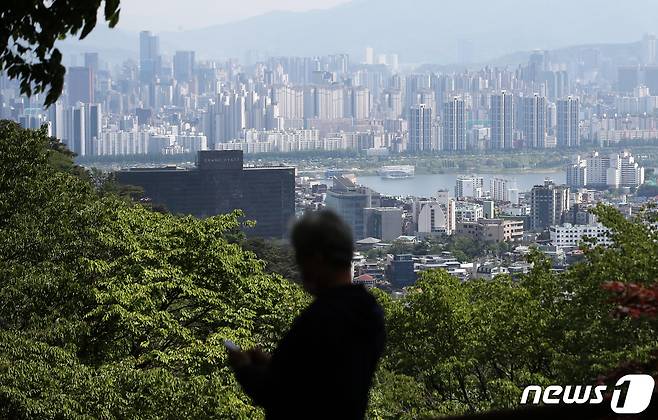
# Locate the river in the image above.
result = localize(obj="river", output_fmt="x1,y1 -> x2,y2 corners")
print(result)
355,172 -> 566,197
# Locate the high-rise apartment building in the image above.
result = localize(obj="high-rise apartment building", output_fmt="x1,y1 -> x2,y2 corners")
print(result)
408,104 -> 432,153
347,87 -> 371,120
365,47 -> 374,65
530,180 -> 570,230
521,94 -> 547,148
617,66 -> 640,94
490,91 -> 514,150
490,177 -> 514,202
455,176 -> 484,199
443,97 -> 466,151
557,96 -> 580,148
567,151 -> 645,188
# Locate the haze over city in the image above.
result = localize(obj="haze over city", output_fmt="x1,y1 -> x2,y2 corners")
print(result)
66,0 -> 658,64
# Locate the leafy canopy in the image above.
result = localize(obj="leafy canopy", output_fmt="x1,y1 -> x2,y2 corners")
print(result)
0,120 -> 309,418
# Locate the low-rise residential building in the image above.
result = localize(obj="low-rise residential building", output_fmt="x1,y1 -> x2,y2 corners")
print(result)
413,199 -> 456,235
549,223 -> 612,249
414,255 -> 469,281
455,202 -> 484,222
385,254 -> 417,288
455,218 -> 524,243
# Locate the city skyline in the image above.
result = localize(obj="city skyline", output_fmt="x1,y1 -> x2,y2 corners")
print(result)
2,2 -> 658,419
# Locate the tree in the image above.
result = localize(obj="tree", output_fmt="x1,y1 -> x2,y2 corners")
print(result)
0,121 -> 309,418
240,237 -> 300,283
637,183 -> 658,198
0,0 -> 120,105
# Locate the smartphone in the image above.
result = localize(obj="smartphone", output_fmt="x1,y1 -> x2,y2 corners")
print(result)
223,339 -> 241,352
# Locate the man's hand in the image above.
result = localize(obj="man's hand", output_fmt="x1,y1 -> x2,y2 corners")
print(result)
227,347 -> 271,370
246,348 -> 271,367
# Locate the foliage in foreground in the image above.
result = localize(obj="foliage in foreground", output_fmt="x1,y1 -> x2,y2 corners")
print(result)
0,121 -> 309,418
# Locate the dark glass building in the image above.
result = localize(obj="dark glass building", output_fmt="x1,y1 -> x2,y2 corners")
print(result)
385,254 -> 417,289
116,150 -> 295,238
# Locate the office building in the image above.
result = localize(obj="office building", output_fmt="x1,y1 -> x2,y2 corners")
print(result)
71,104 -> 87,156
87,103 -> 102,156
325,176 -> 374,240
644,66 -> 658,94
83,53 -> 99,72
115,150 -> 295,238
139,31 -> 160,83
490,91 -> 514,150
642,33 -> 657,65
483,201 -> 495,219
173,51 -> 195,83
364,207 -> 403,242
67,67 -> 94,104
557,96 -> 580,148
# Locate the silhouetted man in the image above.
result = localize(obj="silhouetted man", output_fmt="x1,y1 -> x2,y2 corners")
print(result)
228,210 -> 386,419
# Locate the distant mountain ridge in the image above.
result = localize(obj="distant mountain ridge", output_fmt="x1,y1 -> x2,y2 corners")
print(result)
61,0 -> 658,65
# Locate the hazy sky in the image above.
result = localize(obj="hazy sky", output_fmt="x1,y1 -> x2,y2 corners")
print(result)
117,0 -> 352,31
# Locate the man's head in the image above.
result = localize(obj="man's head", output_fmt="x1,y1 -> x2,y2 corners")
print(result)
291,210 -> 354,295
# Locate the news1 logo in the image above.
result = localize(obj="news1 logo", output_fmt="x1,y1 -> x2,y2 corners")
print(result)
520,374 -> 655,414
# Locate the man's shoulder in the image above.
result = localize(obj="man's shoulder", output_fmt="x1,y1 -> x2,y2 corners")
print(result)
310,285 -> 384,325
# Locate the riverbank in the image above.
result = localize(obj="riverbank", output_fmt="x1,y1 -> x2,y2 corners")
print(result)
77,144 -> 658,174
